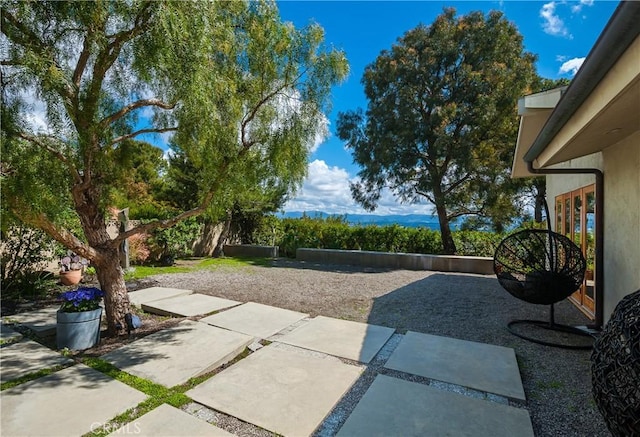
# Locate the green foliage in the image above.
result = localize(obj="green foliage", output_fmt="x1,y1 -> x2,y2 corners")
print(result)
276,216 -> 449,256
452,231 -> 503,257
1,0 -> 348,332
146,217 -> 202,260
0,224 -> 56,300
336,8 -> 536,253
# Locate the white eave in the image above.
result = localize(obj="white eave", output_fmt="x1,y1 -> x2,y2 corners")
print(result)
511,88 -> 565,178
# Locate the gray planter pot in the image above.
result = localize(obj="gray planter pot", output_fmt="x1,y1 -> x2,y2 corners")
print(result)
56,307 -> 102,350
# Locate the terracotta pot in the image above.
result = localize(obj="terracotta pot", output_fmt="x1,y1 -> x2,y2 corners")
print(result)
59,269 -> 82,286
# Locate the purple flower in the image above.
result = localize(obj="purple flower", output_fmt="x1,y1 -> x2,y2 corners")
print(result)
59,287 -> 104,313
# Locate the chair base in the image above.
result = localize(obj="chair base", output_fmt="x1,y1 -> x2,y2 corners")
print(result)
507,319 -> 595,350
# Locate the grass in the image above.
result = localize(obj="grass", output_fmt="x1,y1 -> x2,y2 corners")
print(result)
0,364 -> 74,391
124,256 -> 272,281
80,348 -> 253,437
81,357 -> 192,437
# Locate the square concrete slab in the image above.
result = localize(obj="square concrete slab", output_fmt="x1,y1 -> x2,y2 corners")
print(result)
1,340 -> 73,382
102,320 -> 253,387
128,286 -> 193,307
200,302 -> 308,339
0,324 -> 22,344
187,343 -> 362,437
3,306 -> 58,336
276,316 -> 395,363
337,375 -> 533,437
141,293 -> 240,317
108,404 -> 235,436
385,331 -> 526,400
1,364 -> 147,437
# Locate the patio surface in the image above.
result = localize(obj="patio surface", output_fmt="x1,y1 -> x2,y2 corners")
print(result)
1,286 -> 534,436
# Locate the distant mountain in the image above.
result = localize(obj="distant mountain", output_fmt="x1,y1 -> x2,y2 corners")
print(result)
278,211 -> 461,231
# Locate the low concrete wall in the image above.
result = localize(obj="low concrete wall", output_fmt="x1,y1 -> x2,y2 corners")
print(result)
296,248 -> 494,275
223,244 -> 279,258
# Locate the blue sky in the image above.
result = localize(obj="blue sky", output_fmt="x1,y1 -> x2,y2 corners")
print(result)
273,0 -> 619,215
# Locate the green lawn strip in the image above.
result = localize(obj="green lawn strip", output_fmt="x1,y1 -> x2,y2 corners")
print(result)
196,256 -> 272,270
124,265 -> 191,280
81,347 -> 255,436
123,256 -> 271,281
0,363 -> 75,391
81,357 -> 191,437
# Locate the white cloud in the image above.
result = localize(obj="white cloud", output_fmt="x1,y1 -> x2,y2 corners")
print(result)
284,160 -> 358,214
540,2 -> 571,38
283,159 -> 434,215
558,57 -> 585,76
572,0 -> 594,14
309,114 -> 329,153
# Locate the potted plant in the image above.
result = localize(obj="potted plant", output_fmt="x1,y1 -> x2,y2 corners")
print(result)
56,286 -> 104,350
58,253 -> 87,285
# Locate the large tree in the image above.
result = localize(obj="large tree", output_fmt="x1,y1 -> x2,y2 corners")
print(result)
336,8 -> 535,253
1,1 -> 347,334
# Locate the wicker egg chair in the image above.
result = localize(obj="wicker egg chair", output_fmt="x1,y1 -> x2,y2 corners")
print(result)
494,228 -> 594,349
591,289 -> 640,436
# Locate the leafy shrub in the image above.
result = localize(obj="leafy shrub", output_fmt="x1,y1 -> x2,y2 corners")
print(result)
1,224 -> 56,300
128,233 -> 151,265
147,217 -> 202,261
452,231 -> 504,257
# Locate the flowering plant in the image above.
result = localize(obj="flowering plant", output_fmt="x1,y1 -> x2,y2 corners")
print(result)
59,252 -> 88,272
59,287 -> 104,313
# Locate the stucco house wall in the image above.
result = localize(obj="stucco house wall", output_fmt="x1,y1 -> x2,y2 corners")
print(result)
601,132 -> 640,321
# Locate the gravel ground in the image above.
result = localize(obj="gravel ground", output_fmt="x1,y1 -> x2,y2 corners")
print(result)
143,259 -> 609,437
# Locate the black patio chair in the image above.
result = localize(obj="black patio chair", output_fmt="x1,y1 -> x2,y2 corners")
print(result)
493,228 -> 594,349
591,289 -> 640,436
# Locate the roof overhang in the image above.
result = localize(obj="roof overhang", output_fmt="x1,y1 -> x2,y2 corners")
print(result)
512,1 -> 640,178
512,89 -> 564,178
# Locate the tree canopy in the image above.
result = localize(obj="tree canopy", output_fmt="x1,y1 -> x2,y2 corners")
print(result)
336,8 -> 536,253
1,0 -> 347,333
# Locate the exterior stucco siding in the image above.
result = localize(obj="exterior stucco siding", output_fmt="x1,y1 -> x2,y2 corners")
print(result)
602,132 -> 640,322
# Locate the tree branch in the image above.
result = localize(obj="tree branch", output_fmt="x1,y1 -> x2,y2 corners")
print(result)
108,127 -> 178,147
100,99 -> 176,128
240,69 -> 307,148
17,132 -> 82,184
16,210 -> 97,261
443,173 -> 471,196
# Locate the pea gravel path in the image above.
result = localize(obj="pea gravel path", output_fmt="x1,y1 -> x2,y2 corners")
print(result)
143,259 -> 609,437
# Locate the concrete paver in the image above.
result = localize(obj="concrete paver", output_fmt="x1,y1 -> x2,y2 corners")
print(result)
337,375 -> 534,437
1,364 -> 147,436
0,324 -> 22,344
108,404 -> 236,436
0,340 -> 73,382
187,343 -> 362,437
2,306 -> 58,337
276,315 -> 395,363
102,320 -> 253,387
384,331 -> 526,400
200,302 -> 308,339
141,293 -> 240,317
128,286 -> 193,307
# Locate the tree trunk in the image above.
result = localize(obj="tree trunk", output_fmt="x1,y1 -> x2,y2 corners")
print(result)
432,183 -> 456,255
192,220 -> 224,256
534,182 -> 546,224
95,246 -> 131,336
436,206 -> 457,255
213,211 -> 232,258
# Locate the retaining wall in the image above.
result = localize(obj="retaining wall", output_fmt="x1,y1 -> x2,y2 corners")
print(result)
223,244 -> 279,258
296,248 -> 494,275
